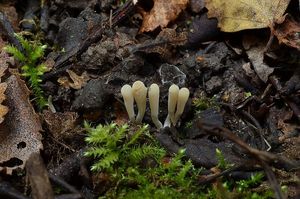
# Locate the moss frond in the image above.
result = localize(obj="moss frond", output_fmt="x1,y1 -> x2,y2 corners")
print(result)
129,145 -> 166,164
4,45 -> 26,62
85,123 -> 271,198
5,33 -> 47,110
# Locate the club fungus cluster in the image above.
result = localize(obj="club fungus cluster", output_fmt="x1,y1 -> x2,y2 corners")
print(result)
121,81 -> 190,129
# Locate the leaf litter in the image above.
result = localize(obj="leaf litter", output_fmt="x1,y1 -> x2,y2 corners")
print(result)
0,52 -> 9,123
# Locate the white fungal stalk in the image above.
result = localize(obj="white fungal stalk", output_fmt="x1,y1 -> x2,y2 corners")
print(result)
121,81 -> 190,129
132,81 -> 147,123
173,87 -> 190,125
164,84 -> 179,127
121,84 -> 135,122
148,84 -> 162,129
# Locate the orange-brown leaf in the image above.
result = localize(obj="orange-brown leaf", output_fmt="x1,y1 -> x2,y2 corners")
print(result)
273,15 -> 300,51
57,69 -> 90,90
140,0 -> 188,33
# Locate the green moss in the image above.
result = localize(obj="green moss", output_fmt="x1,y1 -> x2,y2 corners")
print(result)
84,123 -> 202,198
5,33 -> 48,110
192,95 -> 219,112
85,123 -> 277,198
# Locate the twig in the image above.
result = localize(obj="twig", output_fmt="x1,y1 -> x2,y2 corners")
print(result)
129,39 -> 185,54
49,174 -> 81,195
54,193 -> 82,199
0,181 -> 30,199
197,121 -> 299,199
260,160 -> 285,199
198,165 -> 242,185
240,110 -> 271,151
26,152 -> 54,199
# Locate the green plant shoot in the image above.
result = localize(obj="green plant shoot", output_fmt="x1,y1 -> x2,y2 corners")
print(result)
5,33 -> 48,109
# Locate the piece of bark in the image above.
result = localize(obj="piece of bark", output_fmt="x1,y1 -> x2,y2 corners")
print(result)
26,153 -> 54,199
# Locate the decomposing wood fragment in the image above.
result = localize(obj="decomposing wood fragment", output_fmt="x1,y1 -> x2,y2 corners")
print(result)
26,152 -> 54,199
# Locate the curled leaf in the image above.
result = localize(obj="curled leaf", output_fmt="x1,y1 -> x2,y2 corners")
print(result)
273,15 -> 300,51
58,69 -> 90,90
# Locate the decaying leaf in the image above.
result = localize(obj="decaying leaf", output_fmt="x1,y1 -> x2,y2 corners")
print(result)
273,15 -> 300,51
140,0 -> 188,32
57,69 -> 90,90
42,110 -> 78,139
0,51 -> 9,123
205,0 -> 291,32
277,110 -> 299,141
0,84 -> 8,124
0,75 -> 43,174
243,35 -> 274,82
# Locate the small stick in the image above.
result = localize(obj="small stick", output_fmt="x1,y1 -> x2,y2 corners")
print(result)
49,174 -> 81,195
0,181 -> 30,199
26,152 -> 54,199
54,193 -> 82,199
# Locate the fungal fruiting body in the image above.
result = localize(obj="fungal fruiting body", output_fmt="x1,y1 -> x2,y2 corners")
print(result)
132,81 -> 147,123
148,84 -> 162,129
121,81 -> 189,129
173,88 -> 190,125
121,84 -> 135,122
167,84 -> 179,125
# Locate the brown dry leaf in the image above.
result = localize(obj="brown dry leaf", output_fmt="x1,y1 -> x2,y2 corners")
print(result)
57,69 -> 90,90
0,105 -> 8,123
0,75 -> 43,174
140,0 -> 188,33
0,83 -> 8,124
42,110 -> 78,139
273,15 -> 300,51
0,52 -> 9,124
205,0 -> 290,32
